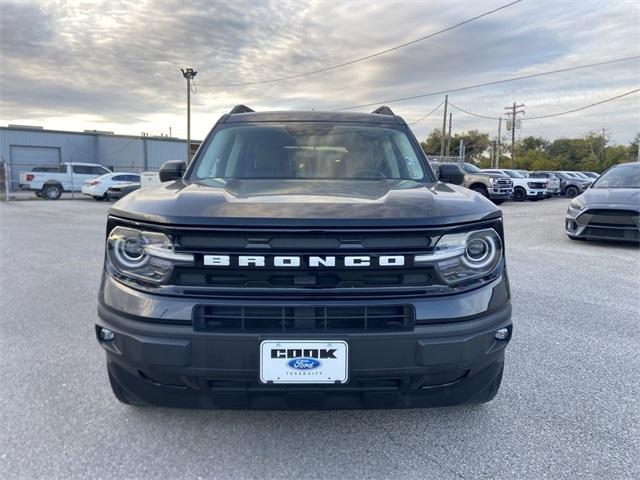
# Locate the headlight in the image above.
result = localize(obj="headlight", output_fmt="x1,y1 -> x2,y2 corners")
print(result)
489,177 -> 498,185
107,226 -> 193,284
569,198 -> 585,212
414,228 -> 502,285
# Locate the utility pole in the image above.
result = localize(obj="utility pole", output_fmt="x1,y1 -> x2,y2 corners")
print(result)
440,95 -> 448,157
504,102 -> 525,168
181,68 -> 197,163
445,112 -> 452,158
496,117 -> 502,168
600,127 -> 606,163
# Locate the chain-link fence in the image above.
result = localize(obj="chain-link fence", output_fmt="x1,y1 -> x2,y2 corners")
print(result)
425,155 -> 464,164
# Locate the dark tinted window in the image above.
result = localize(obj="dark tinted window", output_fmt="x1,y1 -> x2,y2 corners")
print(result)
73,165 -> 108,175
72,165 -> 92,174
192,123 -> 428,181
592,164 -> 640,189
462,163 -> 481,174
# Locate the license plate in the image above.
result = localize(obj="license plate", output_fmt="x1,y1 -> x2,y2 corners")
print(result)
259,340 -> 348,384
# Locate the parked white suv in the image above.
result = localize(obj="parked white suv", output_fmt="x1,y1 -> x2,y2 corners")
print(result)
529,171 -> 561,197
81,172 -> 141,201
19,163 -> 111,200
483,169 -> 548,201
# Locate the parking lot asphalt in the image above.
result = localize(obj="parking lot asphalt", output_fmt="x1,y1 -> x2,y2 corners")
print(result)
1,197 -> 638,480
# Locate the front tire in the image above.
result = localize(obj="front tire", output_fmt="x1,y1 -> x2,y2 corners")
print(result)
93,195 -> 105,201
565,186 -> 579,198
471,185 -> 488,198
42,184 -> 62,200
513,187 -> 526,202
492,199 -> 505,205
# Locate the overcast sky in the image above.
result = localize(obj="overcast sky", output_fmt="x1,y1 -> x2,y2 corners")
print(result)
1,0 -> 638,144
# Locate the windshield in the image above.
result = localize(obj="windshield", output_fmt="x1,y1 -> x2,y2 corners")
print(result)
190,123 -> 429,181
592,164 -> 640,189
462,163 -> 481,173
573,172 -> 589,179
504,170 -> 525,178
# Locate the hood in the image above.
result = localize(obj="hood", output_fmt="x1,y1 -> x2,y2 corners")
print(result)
109,179 -> 501,227
472,172 -> 509,180
581,187 -> 640,207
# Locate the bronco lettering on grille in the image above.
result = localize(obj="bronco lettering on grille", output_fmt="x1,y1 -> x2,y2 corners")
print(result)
203,255 -> 405,268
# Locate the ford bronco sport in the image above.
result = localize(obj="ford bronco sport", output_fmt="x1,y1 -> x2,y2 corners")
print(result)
96,105 -> 512,409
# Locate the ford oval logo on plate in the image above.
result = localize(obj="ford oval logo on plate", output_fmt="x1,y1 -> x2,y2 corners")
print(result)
288,358 -> 321,370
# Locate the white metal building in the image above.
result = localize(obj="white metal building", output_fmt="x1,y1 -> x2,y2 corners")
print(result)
0,125 -> 200,191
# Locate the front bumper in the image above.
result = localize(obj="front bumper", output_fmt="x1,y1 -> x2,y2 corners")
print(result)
526,189 -> 546,199
97,274 -> 512,409
566,205 -> 640,242
488,188 -> 513,200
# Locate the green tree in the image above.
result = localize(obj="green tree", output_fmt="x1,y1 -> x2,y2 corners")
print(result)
519,136 -> 550,153
630,133 -> 639,162
420,129 -> 444,156
421,129 -> 491,163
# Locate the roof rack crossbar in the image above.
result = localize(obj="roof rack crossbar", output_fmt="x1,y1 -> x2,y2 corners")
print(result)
229,105 -> 255,114
371,106 -> 395,116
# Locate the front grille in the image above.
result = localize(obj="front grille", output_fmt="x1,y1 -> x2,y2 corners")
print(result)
494,179 -> 513,188
583,227 -> 640,241
578,209 -> 639,227
166,227 -> 447,294
193,305 -> 415,332
173,265 -> 433,289
528,182 -> 546,189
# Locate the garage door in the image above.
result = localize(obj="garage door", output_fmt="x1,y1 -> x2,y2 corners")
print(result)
9,146 -> 61,190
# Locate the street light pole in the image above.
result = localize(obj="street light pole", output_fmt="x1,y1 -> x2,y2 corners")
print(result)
181,68 -> 197,163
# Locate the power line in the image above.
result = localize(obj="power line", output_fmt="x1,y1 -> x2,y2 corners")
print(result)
196,0 -> 524,87
408,101 -> 444,125
524,88 -> 640,119
336,55 -> 640,110
440,87 -> 640,123
448,102 -> 500,120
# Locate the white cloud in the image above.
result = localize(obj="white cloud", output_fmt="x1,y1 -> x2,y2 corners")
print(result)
0,0 -> 638,143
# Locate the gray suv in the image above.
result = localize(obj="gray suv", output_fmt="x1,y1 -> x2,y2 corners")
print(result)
430,162 -> 513,204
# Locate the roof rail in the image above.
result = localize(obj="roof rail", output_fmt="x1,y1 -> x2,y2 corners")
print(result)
371,106 -> 395,116
229,105 -> 255,114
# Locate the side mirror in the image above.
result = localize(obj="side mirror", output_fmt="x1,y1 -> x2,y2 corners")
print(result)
438,163 -> 465,185
159,160 -> 186,182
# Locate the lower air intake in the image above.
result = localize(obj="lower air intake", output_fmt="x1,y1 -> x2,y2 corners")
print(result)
193,305 -> 414,332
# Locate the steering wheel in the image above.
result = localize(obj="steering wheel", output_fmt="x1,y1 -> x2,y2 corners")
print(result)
347,169 -> 386,179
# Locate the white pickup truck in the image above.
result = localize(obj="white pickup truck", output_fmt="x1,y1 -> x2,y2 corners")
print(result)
19,163 -> 111,200
482,168 -> 548,201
